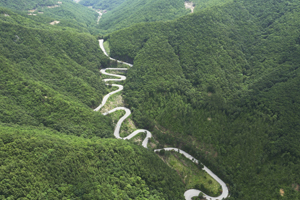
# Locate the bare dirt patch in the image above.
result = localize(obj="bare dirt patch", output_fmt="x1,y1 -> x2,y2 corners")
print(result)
280,188 -> 284,196
28,9 -> 36,13
50,21 -> 60,25
48,5 -> 60,9
133,137 -> 142,143
101,94 -> 124,114
149,142 -> 157,148
185,1 -> 195,13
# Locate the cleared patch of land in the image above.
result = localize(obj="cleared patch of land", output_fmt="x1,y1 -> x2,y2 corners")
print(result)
50,21 -> 60,25
157,150 -> 222,197
103,41 -> 110,55
280,188 -> 285,196
185,1 -> 195,13
100,93 -> 124,114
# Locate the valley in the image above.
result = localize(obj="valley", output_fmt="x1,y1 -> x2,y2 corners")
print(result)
0,0 -> 300,199
96,39 -> 228,199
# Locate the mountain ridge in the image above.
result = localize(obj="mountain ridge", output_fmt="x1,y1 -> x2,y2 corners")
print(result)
105,0 -> 300,198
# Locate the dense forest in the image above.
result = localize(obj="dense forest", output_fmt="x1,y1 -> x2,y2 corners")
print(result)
1,0 -> 300,199
96,0 -> 189,35
106,0 -> 300,199
0,0 -> 100,34
0,124 -> 185,199
79,0 -> 126,11
0,4 -> 187,199
80,0 -> 189,35
0,0 -> 57,10
80,0 -> 233,35
0,12 -> 116,138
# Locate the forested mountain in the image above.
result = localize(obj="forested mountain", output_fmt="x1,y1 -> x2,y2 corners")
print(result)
0,124 -> 185,199
2,0 -> 300,199
106,0 -> 300,199
98,0 -> 189,35
79,0 -> 126,11
79,0 -> 233,35
80,0 -> 189,35
0,5 -> 186,200
0,0 -> 57,10
0,4 -> 185,199
0,10 -> 114,138
0,0 -> 100,34
192,0 -> 232,12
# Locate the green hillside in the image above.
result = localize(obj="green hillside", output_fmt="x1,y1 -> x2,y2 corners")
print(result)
79,0 -> 126,11
0,0 -> 57,10
0,6 -> 187,199
0,124 -> 185,199
1,0 -> 300,199
98,0 -> 188,35
82,0 -> 189,35
0,9 -> 114,138
0,0 -> 100,34
80,0 -> 233,35
106,0 -> 300,199
192,0 -> 232,12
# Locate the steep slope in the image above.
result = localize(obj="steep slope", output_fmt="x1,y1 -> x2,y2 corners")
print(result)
0,124 -> 185,199
0,10 -> 114,138
123,36 -> 189,129
99,0 -> 189,34
0,0 -> 57,10
105,0 -> 300,199
84,0 -> 189,35
80,0 -> 234,35
79,0 -> 126,11
0,0 -> 99,33
0,7 -> 188,200
97,39 -> 228,200
192,0 -> 232,12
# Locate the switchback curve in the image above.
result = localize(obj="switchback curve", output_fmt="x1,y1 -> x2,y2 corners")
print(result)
95,39 -> 229,200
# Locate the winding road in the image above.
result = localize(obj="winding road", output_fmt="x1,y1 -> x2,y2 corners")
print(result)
95,39 -> 229,200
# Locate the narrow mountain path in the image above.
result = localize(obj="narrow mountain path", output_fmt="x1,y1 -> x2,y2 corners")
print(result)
97,11 -> 102,24
95,39 -> 229,200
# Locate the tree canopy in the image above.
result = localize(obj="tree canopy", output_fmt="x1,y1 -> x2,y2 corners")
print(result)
106,0 -> 300,199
